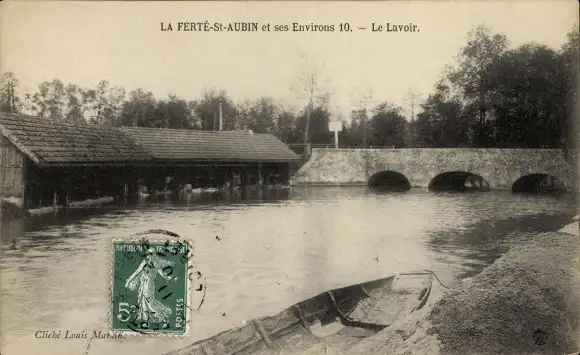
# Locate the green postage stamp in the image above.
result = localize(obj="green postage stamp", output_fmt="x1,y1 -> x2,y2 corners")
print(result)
110,237 -> 191,336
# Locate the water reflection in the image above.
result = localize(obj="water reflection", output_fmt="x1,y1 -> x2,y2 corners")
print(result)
0,186 -> 575,355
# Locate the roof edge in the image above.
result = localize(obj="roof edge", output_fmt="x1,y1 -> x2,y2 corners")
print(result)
0,123 -> 42,165
35,159 -> 300,167
119,126 -> 281,137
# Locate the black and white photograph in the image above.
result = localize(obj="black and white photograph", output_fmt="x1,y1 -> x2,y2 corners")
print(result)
0,1 -> 578,355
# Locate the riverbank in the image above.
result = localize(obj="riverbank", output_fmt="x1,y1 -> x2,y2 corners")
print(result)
351,217 -> 580,355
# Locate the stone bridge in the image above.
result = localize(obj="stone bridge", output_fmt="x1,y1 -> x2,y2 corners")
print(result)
292,148 -> 579,191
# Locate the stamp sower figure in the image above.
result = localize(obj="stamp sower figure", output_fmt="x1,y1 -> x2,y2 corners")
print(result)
124,248 -> 177,329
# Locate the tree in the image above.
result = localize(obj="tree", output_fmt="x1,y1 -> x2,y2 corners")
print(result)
84,80 -> 126,126
0,72 -> 22,113
560,24 -> 579,153
275,107 -> 298,143
403,87 -> 422,123
64,84 -> 85,122
349,88 -> 373,148
236,97 -> 279,133
191,88 -> 237,131
118,88 -> 157,127
296,105 -> 332,145
489,44 -> 563,148
414,81 -> 470,147
187,100 -> 202,129
369,103 -> 408,147
447,25 -> 509,145
403,87 -> 422,147
344,108 -> 369,147
292,55 -> 332,146
148,94 -> 195,129
27,79 -> 68,120
417,23 -> 573,149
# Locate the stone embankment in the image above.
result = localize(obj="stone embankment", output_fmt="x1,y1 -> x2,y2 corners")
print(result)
351,215 -> 580,355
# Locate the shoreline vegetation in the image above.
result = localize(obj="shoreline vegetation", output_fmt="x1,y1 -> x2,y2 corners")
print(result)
349,216 -> 580,355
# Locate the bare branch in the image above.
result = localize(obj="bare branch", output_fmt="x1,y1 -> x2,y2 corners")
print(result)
290,54 -> 334,145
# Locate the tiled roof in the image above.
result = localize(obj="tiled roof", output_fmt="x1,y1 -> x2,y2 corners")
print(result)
120,126 -> 300,163
0,113 -> 151,165
0,113 -> 300,165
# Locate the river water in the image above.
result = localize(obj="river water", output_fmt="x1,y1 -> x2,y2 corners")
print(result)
0,187 -> 576,355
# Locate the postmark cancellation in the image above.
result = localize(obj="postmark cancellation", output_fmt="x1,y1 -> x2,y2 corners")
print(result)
109,236 -> 193,336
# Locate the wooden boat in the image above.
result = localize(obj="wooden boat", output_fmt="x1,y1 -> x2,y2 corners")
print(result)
165,271 -> 437,355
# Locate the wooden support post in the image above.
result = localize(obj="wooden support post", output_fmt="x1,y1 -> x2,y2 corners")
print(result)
257,163 -> 263,186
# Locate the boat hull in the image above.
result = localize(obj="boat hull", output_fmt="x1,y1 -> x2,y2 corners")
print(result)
165,271 -> 435,355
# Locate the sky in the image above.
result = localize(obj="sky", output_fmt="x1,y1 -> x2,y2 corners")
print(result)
1,1 -> 578,121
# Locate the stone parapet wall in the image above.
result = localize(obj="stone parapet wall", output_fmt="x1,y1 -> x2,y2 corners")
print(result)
292,148 -> 579,191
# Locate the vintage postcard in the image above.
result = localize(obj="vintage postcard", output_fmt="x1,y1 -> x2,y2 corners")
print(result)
0,1 -> 578,355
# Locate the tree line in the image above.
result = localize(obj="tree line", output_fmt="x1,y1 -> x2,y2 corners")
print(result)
0,24 -> 578,151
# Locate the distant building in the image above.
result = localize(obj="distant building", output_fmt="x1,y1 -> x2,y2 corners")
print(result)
0,113 -> 299,212
119,126 -> 299,190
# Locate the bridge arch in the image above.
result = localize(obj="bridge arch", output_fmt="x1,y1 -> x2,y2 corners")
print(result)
368,171 -> 411,191
428,171 -> 490,192
512,173 -> 567,193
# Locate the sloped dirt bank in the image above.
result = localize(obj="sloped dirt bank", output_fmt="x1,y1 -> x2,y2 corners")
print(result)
429,225 -> 580,355
351,220 -> 580,355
